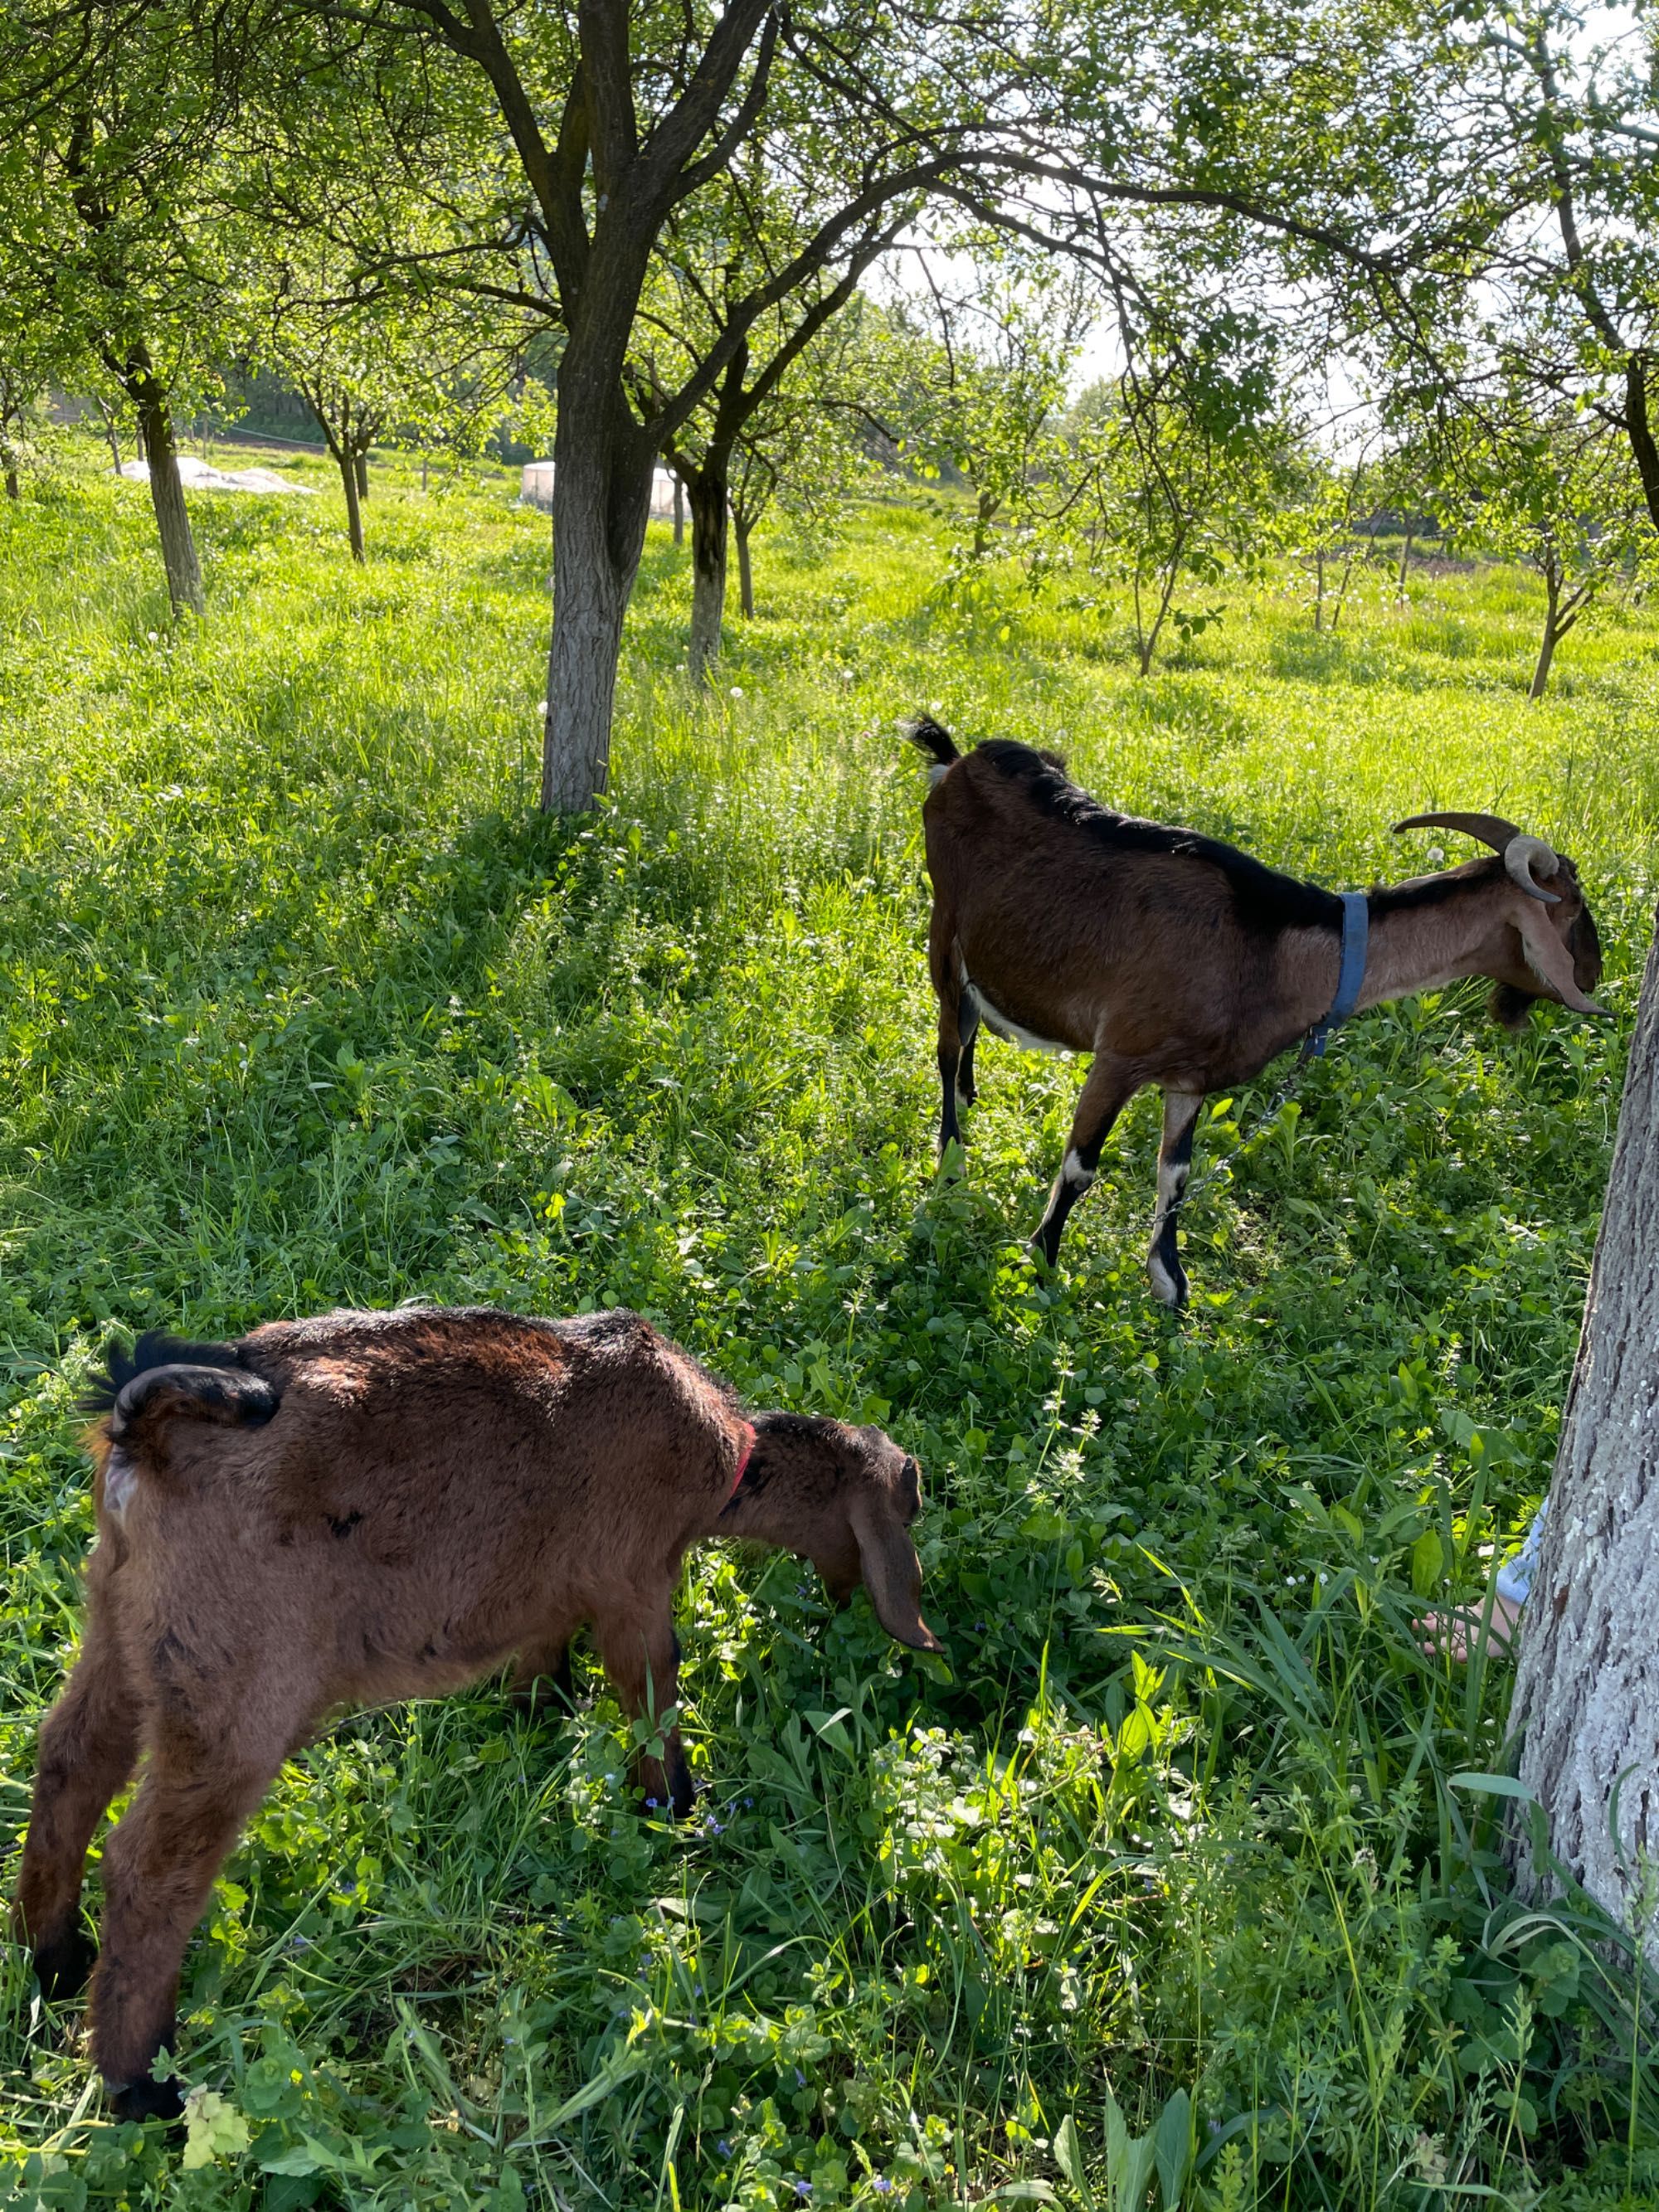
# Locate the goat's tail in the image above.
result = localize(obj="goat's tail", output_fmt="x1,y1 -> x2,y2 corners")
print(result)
905,714 -> 959,771
84,1330 -> 281,1447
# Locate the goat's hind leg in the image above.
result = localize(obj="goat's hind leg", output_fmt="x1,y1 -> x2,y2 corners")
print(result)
1032,1056 -> 1138,1266
90,1714 -> 295,2119
13,1552 -> 142,2001
1146,1089 -> 1204,1308
956,984 -> 983,1109
927,907 -> 970,1156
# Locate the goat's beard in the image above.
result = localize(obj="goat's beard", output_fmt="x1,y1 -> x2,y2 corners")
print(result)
1490,983 -> 1537,1032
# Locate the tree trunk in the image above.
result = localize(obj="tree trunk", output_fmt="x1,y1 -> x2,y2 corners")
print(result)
542,362 -> 654,811
673,474 -> 684,546
355,450 -> 368,501
1530,571 -> 1561,701
737,518 -> 754,619
134,389 -> 203,619
972,487 -> 999,562
1314,548 -> 1326,632
687,464 -> 729,684
4,459 -> 17,501
1396,528 -> 1413,605
1510,909 -> 1659,1937
99,402 -> 122,473
339,449 -> 366,564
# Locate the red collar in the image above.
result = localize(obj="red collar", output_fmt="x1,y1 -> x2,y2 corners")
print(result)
727,1421 -> 757,1502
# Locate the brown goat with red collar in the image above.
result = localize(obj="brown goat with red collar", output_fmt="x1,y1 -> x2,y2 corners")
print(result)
911,718 -> 1605,1301
12,1305 -> 938,2120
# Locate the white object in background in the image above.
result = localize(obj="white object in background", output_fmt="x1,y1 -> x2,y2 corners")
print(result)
119,457 -> 314,495
518,460 -> 679,519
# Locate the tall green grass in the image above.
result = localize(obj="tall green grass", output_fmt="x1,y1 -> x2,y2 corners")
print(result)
1,452 -> 1657,2209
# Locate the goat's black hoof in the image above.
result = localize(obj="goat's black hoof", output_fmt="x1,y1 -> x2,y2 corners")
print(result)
109,2073 -> 186,2124
33,1927 -> 97,2003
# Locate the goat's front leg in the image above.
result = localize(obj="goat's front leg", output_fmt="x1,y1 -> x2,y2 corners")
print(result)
1146,1089 -> 1204,1308
90,1728 -> 292,2118
1032,1056 -> 1138,1266
592,1602 -> 693,1818
13,1553 -> 142,2002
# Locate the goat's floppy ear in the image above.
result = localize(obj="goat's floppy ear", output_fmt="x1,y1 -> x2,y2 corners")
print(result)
1515,900 -> 1608,1016
848,1492 -> 941,1651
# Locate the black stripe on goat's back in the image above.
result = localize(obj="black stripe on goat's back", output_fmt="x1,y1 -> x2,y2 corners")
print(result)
973,741 -> 1341,934
81,1330 -> 250,1415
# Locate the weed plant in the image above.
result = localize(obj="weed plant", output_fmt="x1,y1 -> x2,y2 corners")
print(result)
2,453 -> 1657,2208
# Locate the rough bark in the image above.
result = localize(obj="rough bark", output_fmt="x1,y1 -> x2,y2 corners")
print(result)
1511,910 -> 1659,1935
673,474 -> 684,546
355,450 -> 369,501
687,465 -> 728,683
737,518 -> 754,618
542,349 -> 654,810
134,389 -> 203,619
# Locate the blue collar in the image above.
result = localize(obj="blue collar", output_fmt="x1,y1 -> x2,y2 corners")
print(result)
1302,891 -> 1369,1061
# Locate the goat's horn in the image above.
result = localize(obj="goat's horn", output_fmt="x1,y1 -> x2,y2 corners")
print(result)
1504,832 -> 1562,905
1393,810 -> 1524,853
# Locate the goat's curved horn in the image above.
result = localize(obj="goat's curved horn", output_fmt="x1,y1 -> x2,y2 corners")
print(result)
1504,832 -> 1562,905
1392,810 -> 1524,852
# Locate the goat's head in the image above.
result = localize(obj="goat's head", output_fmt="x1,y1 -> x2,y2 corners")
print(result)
1394,812 -> 1605,1027
717,1412 -> 942,1651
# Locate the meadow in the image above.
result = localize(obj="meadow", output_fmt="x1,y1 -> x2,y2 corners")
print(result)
2,449 -> 1657,2210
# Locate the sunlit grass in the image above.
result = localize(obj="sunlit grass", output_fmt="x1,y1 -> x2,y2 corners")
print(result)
0,448 -> 1656,2208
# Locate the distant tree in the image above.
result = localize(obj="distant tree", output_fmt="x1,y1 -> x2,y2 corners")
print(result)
255,255 -> 537,560
1425,383 -> 1652,698
869,262 -> 1087,564
0,0 -> 260,613
1051,358 -> 1294,676
1282,440 -> 1375,634
635,167 -> 907,682
727,319 -> 873,617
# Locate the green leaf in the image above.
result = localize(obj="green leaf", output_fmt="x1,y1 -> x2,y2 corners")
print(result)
1153,2089 -> 1192,2210
1410,1528 -> 1444,1597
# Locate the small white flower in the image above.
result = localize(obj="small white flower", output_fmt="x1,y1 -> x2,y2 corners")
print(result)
929,698 -> 944,712
146,630 -> 159,644
840,668 -> 855,682
537,699 -> 548,717
730,686 -> 744,698
1428,845 -> 1445,863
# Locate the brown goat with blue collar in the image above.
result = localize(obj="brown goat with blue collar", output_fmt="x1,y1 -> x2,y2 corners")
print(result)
910,718 -> 1605,1301
12,1305 -> 938,2120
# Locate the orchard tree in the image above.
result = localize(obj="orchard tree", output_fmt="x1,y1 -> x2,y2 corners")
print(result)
272,0 -> 1515,808
1422,382 -> 1652,697
869,258 -> 1087,564
1510,912 -> 1659,1944
727,306 -> 876,617
1052,356 -> 1295,675
255,255 -> 538,559
1474,6 -> 1659,536
0,0 -> 264,614
634,165 -> 908,680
